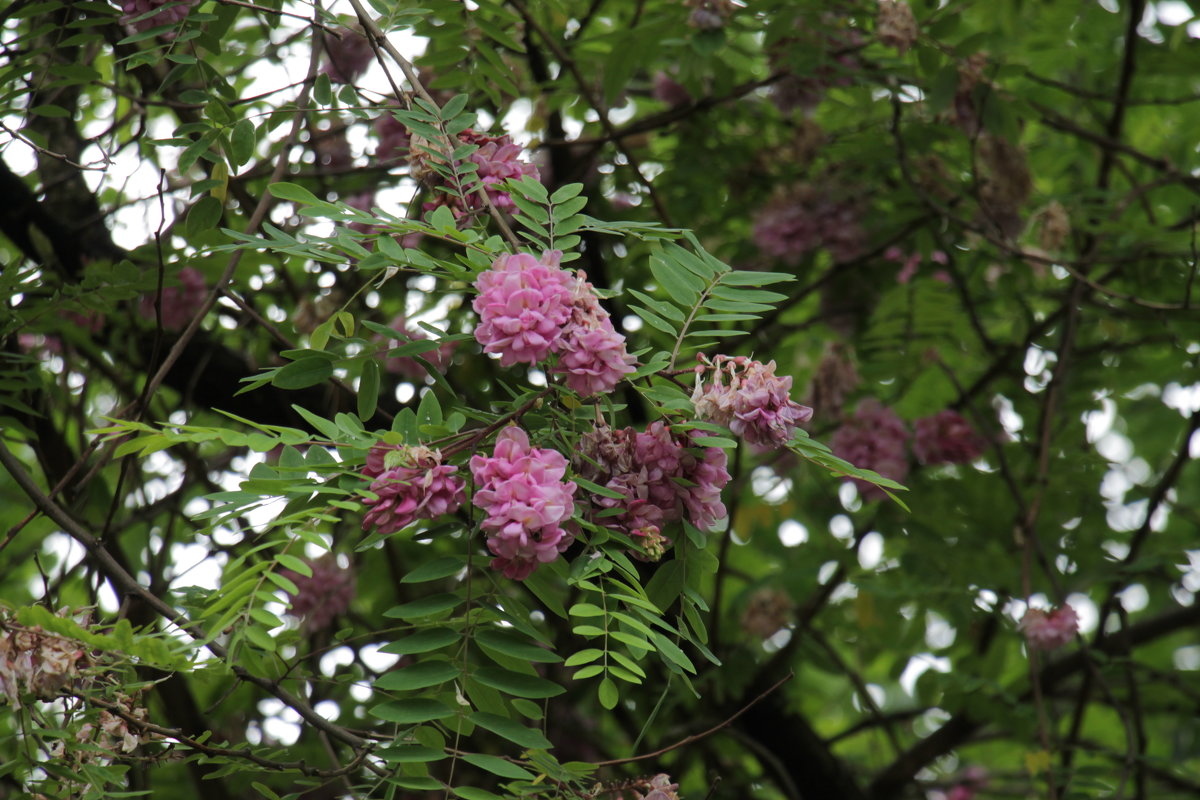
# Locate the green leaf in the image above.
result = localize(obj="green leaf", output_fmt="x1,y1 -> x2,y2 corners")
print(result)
468,712 -> 553,749
272,357 -> 333,390
473,667 -> 565,699
383,593 -> 462,619
313,73 -> 332,105
186,195 -> 223,238
230,118 -> 255,167
563,648 -> 603,667
649,257 -> 702,305
269,181 -> 322,205
376,745 -> 447,763
460,753 -> 535,780
455,787 -> 505,800
401,557 -> 466,583
374,660 -> 460,691
369,699 -> 457,724
275,554 -> 312,577
379,628 -> 460,655
475,628 -> 562,663
597,677 -> 618,710
358,357 -> 380,420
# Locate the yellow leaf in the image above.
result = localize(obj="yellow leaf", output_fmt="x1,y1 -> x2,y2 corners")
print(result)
1025,749 -> 1051,775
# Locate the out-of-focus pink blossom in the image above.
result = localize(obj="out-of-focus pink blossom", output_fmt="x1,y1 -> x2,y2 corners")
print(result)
829,398 -> 910,500
685,0 -> 735,30
888,247 -> 950,284
693,355 -> 813,448
877,1 -> 919,55
321,27 -> 373,84
753,186 -> 865,264
770,19 -> 863,114
376,315 -> 456,379
653,72 -> 692,106
280,555 -> 355,632
315,130 -> 352,170
375,112 -> 410,164
140,267 -> 206,331
472,251 -> 575,366
633,774 -> 680,800
1019,604 -> 1078,651
362,444 -> 465,535
470,427 -> 577,580
0,611 -> 89,703
913,409 -> 987,465
120,0 -> 197,35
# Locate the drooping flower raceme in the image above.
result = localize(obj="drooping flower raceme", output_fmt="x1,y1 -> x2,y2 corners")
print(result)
321,27 -> 373,84
877,1 -> 919,55
0,611 -> 88,704
828,399 -> 910,500
576,422 -> 730,558
473,251 -> 634,395
552,271 -> 636,396
280,555 -> 356,633
470,427 -> 578,580
1019,604 -> 1078,651
693,355 -> 813,448
120,0 -> 198,34
362,444 -> 465,535
473,251 -> 575,366
913,409 -> 987,465
415,129 -> 539,216
139,266 -> 206,331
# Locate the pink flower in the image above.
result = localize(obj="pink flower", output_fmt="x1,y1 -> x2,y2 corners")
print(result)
140,267 -> 206,331
418,130 -> 539,216
829,399 -> 910,500
280,555 -> 355,632
634,774 -> 680,800
362,444 -> 465,534
753,186 -> 865,264
375,112 -> 410,163
470,427 -> 577,580
120,0 -> 197,34
472,251 -> 575,366
376,315 -> 456,379
578,422 -> 729,549
321,28 -> 373,84
693,355 -> 814,448
653,72 -> 692,106
913,409 -> 987,465
1019,604 -> 1078,651
551,270 -> 635,396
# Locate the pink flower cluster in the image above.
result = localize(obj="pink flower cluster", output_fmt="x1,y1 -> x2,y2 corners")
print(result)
944,767 -> 988,800
753,186 -> 865,264
361,443 -> 465,535
769,21 -> 863,114
376,315 -> 456,379
877,1 -> 919,55
886,246 -> 950,284
470,427 -> 577,580
633,775 -> 680,800
652,72 -> 692,107
831,402 -> 987,499
577,422 -> 730,556
829,399 -> 910,501
0,612 -> 87,703
280,555 -> 355,632
375,112 -> 411,164
416,130 -> 539,216
692,355 -> 813,448
139,267 -> 206,331
913,409 -> 987,465
1019,604 -> 1078,651
321,28 -> 373,84
685,0 -> 735,30
472,251 -> 634,396
119,0 -> 197,34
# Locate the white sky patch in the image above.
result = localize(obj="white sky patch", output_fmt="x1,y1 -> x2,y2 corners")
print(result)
858,531 -> 883,569
900,653 -> 951,696
778,519 -> 807,547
